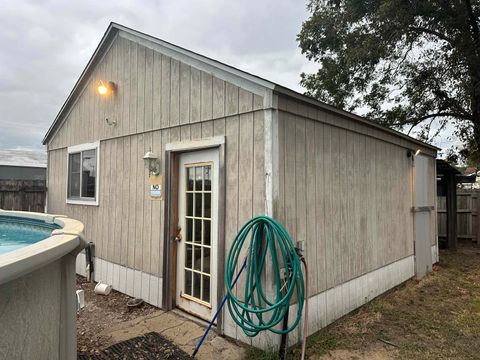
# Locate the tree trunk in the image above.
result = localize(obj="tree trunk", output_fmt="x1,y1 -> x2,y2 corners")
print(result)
472,88 -> 480,159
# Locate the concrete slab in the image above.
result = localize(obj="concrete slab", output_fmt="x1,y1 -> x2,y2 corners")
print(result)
103,309 -> 247,359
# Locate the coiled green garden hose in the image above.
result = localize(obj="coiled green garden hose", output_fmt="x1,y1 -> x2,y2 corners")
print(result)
225,216 -> 305,337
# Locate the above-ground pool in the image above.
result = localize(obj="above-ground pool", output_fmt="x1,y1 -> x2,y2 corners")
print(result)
0,215 -> 60,255
0,210 -> 85,360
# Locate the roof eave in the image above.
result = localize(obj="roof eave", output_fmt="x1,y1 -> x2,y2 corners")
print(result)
43,22 -> 439,155
273,85 -> 440,153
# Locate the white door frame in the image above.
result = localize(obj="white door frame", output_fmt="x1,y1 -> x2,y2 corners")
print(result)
162,137 -> 226,330
176,149 -> 219,320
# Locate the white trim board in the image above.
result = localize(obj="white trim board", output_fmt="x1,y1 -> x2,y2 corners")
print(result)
66,141 -> 101,206
75,254 -> 163,308
165,136 -> 225,152
431,244 -> 439,264
222,255 -> 415,350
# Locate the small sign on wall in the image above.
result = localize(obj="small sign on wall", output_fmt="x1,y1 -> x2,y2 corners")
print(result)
149,175 -> 163,200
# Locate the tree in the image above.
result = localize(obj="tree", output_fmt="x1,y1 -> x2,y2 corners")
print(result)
298,0 -> 480,163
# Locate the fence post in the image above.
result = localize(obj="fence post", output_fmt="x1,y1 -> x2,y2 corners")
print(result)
477,191 -> 480,244
20,182 -> 26,211
446,172 -> 457,249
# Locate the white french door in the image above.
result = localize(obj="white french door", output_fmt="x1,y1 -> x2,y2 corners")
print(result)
176,148 -> 219,320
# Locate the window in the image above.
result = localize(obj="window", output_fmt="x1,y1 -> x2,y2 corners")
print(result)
67,142 -> 100,205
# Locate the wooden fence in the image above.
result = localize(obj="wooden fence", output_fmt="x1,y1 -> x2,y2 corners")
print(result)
438,190 -> 479,243
0,180 -> 46,213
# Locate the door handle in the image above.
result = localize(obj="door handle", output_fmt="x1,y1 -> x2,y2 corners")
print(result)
174,226 -> 182,242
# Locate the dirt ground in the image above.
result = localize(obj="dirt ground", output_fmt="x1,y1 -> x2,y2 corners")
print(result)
76,276 -> 161,356
285,243 -> 480,360
78,244 -> 480,359
76,276 -> 245,360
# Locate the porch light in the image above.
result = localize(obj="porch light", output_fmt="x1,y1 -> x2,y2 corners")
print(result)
143,149 -> 160,176
97,80 -> 117,96
407,149 -> 422,161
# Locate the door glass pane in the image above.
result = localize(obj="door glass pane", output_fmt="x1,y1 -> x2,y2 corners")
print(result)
184,270 -> 192,296
204,166 -> 211,191
186,193 -> 193,216
185,244 -> 192,269
202,275 -> 210,302
195,167 -> 203,190
193,272 -> 201,298
193,245 -> 201,271
194,219 -> 201,243
203,247 -> 210,274
203,220 -> 211,246
81,149 -> 96,198
187,167 -> 194,191
186,218 -> 193,243
194,193 -> 202,217
204,193 -> 211,218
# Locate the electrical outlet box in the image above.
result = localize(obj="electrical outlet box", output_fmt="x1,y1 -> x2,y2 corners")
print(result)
296,240 -> 305,251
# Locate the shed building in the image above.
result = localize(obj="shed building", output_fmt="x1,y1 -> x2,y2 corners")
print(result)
43,23 -> 438,348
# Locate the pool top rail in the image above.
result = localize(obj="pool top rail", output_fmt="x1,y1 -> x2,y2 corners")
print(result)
0,209 -> 85,286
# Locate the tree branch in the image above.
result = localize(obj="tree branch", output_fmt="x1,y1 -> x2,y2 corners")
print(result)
464,0 -> 480,44
408,26 -> 455,45
413,112 -> 474,122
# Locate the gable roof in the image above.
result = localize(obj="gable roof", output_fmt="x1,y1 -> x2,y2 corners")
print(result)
43,22 -> 438,153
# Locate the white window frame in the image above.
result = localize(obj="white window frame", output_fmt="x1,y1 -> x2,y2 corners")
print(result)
66,141 -> 100,206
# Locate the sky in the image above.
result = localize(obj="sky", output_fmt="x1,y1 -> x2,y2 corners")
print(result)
0,0 -> 453,154
0,0 -> 318,151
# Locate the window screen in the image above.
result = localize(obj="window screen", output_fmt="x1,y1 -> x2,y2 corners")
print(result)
68,147 -> 97,200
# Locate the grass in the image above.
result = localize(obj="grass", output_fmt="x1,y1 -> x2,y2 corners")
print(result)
247,244 -> 480,359
246,332 -> 338,360
246,348 -> 279,360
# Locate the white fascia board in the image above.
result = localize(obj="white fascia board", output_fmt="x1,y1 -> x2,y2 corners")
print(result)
118,30 -> 274,99
166,136 -> 225,152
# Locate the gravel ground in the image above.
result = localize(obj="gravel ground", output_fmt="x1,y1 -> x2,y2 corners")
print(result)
76,276 -> 160,356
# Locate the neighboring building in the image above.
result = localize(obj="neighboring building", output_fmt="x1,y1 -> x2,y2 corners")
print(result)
0,150 -> 47,180
460,166 -> 479,189
43,23 -> 438,348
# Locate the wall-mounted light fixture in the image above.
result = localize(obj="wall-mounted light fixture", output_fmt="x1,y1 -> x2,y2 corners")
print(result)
105,118 -> 117,126
143,149 -> 160,176
97,80 -> 117,96
407,149 -> 422,160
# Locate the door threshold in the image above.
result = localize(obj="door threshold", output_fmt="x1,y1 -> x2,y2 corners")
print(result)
172,308 -> 216,329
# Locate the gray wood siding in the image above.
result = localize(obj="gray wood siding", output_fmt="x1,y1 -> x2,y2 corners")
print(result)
48,111 -> 265,278
48,35 -> 263,150
46,34 -> 265,279
275,109 -> 419,296
277,95 -> 437,158
45,30 -> 437,326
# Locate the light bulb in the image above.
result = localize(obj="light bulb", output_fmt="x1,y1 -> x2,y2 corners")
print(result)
97,81 -> 108,95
